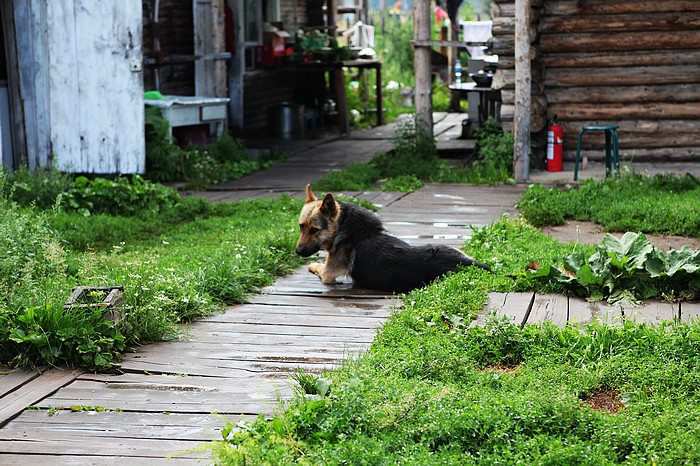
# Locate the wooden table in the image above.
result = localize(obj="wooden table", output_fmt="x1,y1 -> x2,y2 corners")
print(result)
296,59 -> 382,134
144,95 -> 230,139
449,82 -> 501,125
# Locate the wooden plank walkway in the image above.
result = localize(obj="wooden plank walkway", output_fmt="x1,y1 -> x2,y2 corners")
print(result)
2,116 -> 697,463
475,292 -> 700,328
0,271 -> 393,463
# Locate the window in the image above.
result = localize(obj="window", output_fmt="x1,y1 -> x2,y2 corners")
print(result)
244,0 -> 261,44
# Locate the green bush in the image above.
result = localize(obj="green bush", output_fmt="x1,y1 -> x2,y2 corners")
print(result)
62,175 -> 181,217
1,165 -> 73,210
145,107 -> 290,189
0,181 -> 66,294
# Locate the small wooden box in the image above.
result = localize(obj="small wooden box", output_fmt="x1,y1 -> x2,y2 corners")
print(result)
64,286 -> 124,326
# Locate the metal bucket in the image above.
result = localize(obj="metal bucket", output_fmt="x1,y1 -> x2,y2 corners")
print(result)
269,102 -> 305,139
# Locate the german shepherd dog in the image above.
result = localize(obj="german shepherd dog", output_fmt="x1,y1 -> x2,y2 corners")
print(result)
295,184 -> 491,293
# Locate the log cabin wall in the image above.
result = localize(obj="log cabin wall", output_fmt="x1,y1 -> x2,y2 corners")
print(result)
142,0 -> 196,95
491,0 -> 700,163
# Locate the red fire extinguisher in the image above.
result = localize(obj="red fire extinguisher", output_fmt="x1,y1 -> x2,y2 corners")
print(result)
547,115 -> 563,172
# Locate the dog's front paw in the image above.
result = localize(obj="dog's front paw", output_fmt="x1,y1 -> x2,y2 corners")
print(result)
308,262 -> 325,277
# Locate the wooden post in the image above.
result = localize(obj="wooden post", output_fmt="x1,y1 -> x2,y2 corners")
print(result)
227,0 -> 245,131
413,0 -> 433,136
513,0 -> 531,181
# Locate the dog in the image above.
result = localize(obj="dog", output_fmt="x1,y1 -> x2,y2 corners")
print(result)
295,184 -> 491,293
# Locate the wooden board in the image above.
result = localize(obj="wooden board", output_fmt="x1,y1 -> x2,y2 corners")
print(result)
681,301 -> 700,323
0,369 -> 83,428
0,368 -> 39,398
625,301 -> 679,324
526,293 -> 568,326
471,292 -> 535,328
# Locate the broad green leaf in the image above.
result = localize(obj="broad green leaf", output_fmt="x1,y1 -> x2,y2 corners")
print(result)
645,257 -> 666,278
622,232 -> 654,271
576,264 -> 602,287
563,252 -> 587,274
665,247 -> 700,276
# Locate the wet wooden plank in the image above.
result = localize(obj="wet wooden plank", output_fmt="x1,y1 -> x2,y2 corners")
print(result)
128,344 -> 356,364
200,311 -> 385,328
188,321 -> 381,337
119,356 -> 340,379
527,293 -> 568,326
379,212 -> 517,226
37,384 -> 286,415
569,299 -> 624,325
0,435 -> 206,460
0,368 -> 40,398
244,295 -> 395,315
0,368 -> 83,428
625,300 -> 679,324
217,304 -> 391,319
0,410 -> 231,441
681,301 -> 700,323
470,292 -> 535,328
0,454 -> 204,465
175,329 -> 376,346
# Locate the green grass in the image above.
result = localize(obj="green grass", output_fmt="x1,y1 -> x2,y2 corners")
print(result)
206,218 -> 700,465
313,117 -> 514,193
518,172 -> 700,238
0,171 -> 306,370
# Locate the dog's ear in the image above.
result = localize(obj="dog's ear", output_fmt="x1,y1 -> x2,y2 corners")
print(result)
320,193 -> 338,216
305,184 -> 317,203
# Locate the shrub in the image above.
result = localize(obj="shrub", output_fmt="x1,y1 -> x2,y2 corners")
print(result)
1,165 -> 73,210
61,175 -> 181,216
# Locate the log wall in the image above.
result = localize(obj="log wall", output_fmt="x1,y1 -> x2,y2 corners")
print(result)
491,0 -> 700,162
142,0 -> 196,95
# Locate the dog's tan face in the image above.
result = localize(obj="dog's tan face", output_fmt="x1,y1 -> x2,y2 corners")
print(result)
295,184 -> 339,257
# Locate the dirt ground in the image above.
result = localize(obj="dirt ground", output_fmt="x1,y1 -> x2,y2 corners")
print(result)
542,221 -> 700,251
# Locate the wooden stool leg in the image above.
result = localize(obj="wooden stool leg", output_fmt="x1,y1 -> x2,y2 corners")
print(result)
574,129 -> 585,181
604,130 -> 612,176
611,129 -> 620,177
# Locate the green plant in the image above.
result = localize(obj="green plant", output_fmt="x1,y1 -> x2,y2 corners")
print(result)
313,163 -> 380,192
61,175 -> 180,217
527,231 -> 700,303
466,118 -> 515,183
1,165 -> 73,210
145,109 -> 291,189
382,174 -> 423,192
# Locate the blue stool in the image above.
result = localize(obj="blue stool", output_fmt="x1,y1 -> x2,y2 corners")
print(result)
574,125 -> 620,181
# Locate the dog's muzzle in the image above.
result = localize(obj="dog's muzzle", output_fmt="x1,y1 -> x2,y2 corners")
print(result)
295,245 -> 318,257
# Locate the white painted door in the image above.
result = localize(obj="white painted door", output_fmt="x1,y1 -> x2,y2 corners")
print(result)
48,0 -> 144,174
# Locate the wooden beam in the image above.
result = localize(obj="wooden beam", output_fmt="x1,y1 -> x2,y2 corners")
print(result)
513,0 -> 531,181
413,0 -> 433,136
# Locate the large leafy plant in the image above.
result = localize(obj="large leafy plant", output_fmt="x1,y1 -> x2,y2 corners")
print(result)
528,232 -> 700,304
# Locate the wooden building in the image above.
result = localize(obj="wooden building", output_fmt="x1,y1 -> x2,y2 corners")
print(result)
0,1 -> 145,174
143,0 -> 367,138
491,0 -> 700,163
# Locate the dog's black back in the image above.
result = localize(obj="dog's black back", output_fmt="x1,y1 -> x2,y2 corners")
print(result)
336,201 -> 490,293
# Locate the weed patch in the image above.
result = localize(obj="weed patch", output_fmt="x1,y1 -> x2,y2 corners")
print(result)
314,117 -> 515,192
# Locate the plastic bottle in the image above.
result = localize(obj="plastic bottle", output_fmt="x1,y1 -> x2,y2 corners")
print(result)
454,59 -> 462,85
